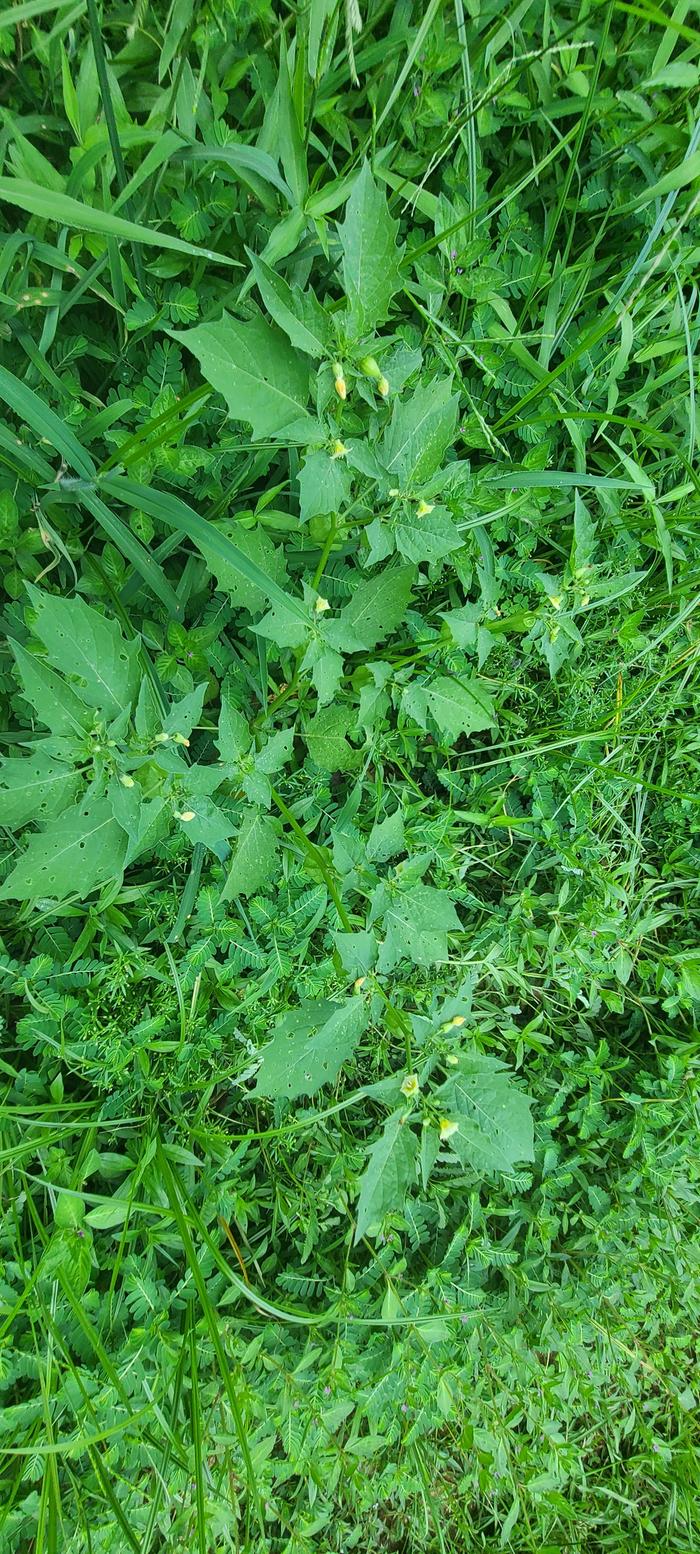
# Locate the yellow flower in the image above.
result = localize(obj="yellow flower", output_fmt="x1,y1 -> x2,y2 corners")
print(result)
439,1117 -> 459,1141
172,732 -> 190,747
175,810 -> 196,822
550,594 -> 562,610
353,977 -> 366,993
315,595 -> 331,613
331,439 -> 348,459
400,1073 -> 420,1098
332,361 -> 347,400
120,774 -> 135,789
416,499 -> 434,518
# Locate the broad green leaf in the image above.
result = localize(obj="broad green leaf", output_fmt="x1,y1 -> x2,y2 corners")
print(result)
393,506 -> 462,564
10,642 -> 91,736
367,809 -> 405,863
381,379 -> 458,487
339,162 -> 404,337
254,600 -> 311,650
376,885 -> 462,971
0,176 -> 240,264
109,784 -> 168,867
305,705 -> 359,771
354,1110 -> 418,1242
298,451 -> 352,523
255,728 -> 294,774
217,691 -> 251,763
175,797 -> 235,851
26,586 -> 140,719
101,476 -> 309,623
173,315 -> 318,441
162,683 -> 207,739
301,639 -> 344,705
425,676 -> 496,743
0,799 -> 127,901
248,251 -> 331,357
202,524 -> 289,614
571,492 -> 597,573
434,1056 -> 534,1174
0,750 -> 81,829
254,998 -> 367,1100
325,563 -> 414,653
221,808 -> 279,899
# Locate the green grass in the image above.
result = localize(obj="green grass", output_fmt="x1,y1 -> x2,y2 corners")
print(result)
1,0 -> 700,1550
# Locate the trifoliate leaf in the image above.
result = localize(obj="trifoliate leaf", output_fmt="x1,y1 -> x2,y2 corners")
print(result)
254,997 -> 367,1100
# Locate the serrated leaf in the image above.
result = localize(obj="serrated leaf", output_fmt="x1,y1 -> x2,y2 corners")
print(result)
109,784 -> 168,867
0,799 -> 127,901
325,563 -> 414,653
202,523 -> 290,614
298,450 -> 352,523
339,162 -> 404,337
305,705 -> 358,770
174,314 -> 318,441
217,689 -> 251,763
434,1056 -> 534,1174
254,997 -> 367,1100
0,750 -> 81,829
394,506 -> 462,564
367,809 -> 405,863
302,639 -> 344,705
10,641 -> 91,736
221,808 -> 279,899
375,885 -> 462,971
425,676 -> 495,743
248,250 -> 330,357
381,379 -> 458,487
354,1110 -> 418,1242
26,586 -> 139,719
162,683 -> 207,739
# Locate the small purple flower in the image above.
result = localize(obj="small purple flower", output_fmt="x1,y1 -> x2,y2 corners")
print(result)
461,1314 -> 470,1325
413,84 -> 420,97
323,1385 -> 331,1396
451,249 -> 458,260
401,1403 -> 409,1414
456,267 -> 464,274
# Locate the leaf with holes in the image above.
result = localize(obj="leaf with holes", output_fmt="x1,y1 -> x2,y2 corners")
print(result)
0,799 -> 127,900
1,749 -> 81,829
254,997 -> 367,1100
433,1055 -> 534,1174
25,586 -> 140,719
221,808 -> 280,899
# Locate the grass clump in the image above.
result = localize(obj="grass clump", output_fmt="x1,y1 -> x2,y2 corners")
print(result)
1,1 -> 700,1550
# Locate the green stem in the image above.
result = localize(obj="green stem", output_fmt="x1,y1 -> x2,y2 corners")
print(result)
270,785 -> 352,931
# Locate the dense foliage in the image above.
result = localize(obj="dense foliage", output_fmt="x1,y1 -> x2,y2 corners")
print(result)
1,0 -> 699,1548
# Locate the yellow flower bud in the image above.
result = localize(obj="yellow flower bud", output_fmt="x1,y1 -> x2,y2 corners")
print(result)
377,375 -> 390,398
120,774 -> 135,789
353,977 -> 366,993
154,731 -> 170,744
175,810 -> 196,822
332,361 -> 347,399
172,732 -> 190,747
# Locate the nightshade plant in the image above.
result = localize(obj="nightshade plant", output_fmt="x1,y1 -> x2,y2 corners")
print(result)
0,0 -> 699,1550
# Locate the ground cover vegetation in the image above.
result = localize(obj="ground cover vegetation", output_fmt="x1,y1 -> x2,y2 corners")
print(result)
0,0 -> 699,1548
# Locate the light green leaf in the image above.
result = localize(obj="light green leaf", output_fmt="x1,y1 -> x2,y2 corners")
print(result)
248,250 -> 330,356
325,563 -> 414,653
254,997 -> 367,1100
217,690 -> 251,763
0,750 -> 81,829
203,525 -> 289,614
339,161 -> 404,337
221,808 -> 279,899
255,728 -> 294,774
394,505 -> 462,564
305,705 -> 358,771
175,797 -> 235,850
367,809 -> 405,863
109,784 -> 168,868
298,451 -> 352,523
26,586 -> 140,719
434,1056 -> 534,1174
376,885 -> 462,971
0,799 -> 127,901
301,639 -> 344,705
425,676 -> 496,743
173,315 -> 318,441
381,379 -> 458,487
354,1110 -> 418,1242
162,683 -> 207,739
10,642 -> 91,736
